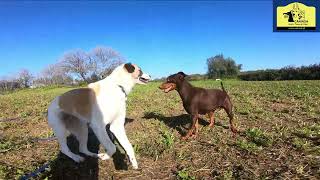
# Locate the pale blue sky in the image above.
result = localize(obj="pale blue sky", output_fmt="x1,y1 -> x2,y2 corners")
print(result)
0,1 -> 319,78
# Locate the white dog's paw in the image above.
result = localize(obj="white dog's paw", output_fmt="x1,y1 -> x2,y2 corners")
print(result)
130,158 -> 138,169
132,164 -> 138,170
98,153 -> 111,160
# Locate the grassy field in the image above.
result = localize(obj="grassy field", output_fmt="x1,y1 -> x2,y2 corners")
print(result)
0,80 -> 320,179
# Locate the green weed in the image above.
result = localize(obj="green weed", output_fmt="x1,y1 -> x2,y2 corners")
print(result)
236,139 -> 261,152
161,130 -> 174,149
245,128 -> 272,147
177,168 -> 195,180
292,137 -> 311,149
223,169 -> 233,180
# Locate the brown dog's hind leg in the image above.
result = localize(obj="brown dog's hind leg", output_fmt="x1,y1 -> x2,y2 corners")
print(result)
228,112 -> 237,134
191,118 -> 199,139
209,111 -> 215,128
182,114 -> 198,140
223,98 -> 237,134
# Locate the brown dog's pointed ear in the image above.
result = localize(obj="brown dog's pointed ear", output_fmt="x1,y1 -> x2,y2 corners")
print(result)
177,71 -> 187,80
177,72 -> 187,80
177,72 -> 187,77
124,63 -> 135,73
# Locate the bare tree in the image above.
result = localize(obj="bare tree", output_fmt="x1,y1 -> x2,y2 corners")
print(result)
60,50 -> 91,83
90,46 -> 124,78
35,63 -> 73,86
18,69 -> 33,88
60,47 -> 124,83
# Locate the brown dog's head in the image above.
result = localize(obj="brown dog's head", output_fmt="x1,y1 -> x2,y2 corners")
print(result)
159,72 -> 187,93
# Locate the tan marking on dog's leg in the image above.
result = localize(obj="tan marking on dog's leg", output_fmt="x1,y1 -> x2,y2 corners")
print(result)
209,111 -> 215,128
182,114 -> 198,140
191,118 -> 199,139
229,116 -> 237,135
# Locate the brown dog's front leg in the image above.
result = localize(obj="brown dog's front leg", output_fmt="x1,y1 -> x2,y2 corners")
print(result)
228,113 -> 237,135
194,118 -> 199,135
182,114 -> 198,140
209,112 -> 215,128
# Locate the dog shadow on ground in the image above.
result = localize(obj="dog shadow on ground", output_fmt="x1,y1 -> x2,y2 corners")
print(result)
143,112 -> 230,136
46,118 -> 134,180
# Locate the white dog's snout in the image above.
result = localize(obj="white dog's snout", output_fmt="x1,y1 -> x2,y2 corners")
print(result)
142,73 -> 151,80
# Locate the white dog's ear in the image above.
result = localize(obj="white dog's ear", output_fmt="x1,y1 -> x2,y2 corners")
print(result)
124,63 -> 135,73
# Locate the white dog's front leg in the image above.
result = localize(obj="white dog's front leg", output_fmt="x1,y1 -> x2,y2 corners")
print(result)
110,122 -> 138,169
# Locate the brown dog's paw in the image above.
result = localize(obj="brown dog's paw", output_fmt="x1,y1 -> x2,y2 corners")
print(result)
231,127 -> 238,133
231,127 -> 238,138
190,134 -> 198,139
181,135 -> 189,140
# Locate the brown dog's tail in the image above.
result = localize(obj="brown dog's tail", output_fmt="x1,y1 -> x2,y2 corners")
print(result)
216,79 -> 226,92
220,81 -> 226,92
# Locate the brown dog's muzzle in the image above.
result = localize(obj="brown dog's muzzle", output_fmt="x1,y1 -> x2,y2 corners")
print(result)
159,82 -> 176,93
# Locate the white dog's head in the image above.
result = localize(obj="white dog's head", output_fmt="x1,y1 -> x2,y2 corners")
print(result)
123,63 -> 151,85
110,63 -> 151,87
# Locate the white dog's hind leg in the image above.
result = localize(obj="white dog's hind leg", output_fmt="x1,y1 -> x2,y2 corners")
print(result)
49,115 -> 84,163
58,133 -> 85,163
110,122 -> 138,169
69,122 -> 99,158
47,100 -> 84,163
90,121 -> 116,160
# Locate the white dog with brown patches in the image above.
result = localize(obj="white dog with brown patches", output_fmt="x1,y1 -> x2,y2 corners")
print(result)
47,63 -> 150,169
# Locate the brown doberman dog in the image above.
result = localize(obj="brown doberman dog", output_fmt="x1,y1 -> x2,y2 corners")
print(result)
159,72 -> 237,139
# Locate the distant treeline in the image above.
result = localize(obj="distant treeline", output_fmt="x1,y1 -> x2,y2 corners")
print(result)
238,64 -> 320,81
0,81 -> 21,91
152,74 -> 209,82
153,64 -> 320,82
2,50 -> 319,93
